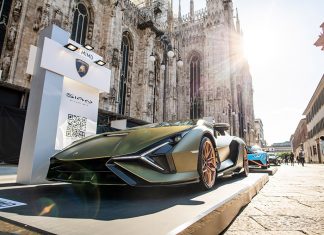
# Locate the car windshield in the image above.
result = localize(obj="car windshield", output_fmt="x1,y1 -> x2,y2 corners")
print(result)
247,145 -> 263,154
128,120 -> 197,130
251,146 -> 262,152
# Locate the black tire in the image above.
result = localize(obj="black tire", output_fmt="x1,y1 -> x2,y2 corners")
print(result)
198,137 -> 217,190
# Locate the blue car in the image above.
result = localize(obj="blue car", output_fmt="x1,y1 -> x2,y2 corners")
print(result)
247,146 -> 269,169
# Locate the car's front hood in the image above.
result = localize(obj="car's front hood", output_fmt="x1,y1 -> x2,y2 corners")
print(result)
53,126 -> 192,161
248,152 -> 267,159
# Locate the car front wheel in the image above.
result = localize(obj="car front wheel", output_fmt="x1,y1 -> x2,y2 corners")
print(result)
198,137 -> 217,190
241,147 -> 249,177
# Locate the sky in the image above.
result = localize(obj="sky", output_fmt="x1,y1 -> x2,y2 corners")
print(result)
174,0 -> 324,145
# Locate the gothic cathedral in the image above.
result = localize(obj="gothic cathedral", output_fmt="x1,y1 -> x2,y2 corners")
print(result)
0,0 -> 254,140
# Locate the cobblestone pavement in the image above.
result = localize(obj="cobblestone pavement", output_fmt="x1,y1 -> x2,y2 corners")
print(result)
0,220 -> 41,235
225,164 -> 324,235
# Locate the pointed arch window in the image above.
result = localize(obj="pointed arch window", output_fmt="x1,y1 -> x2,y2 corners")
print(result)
190,54 -> 203,119
237,86 -> 244,138
119,32 -> 133,115
0,0 -> 13,54
71,2 -> 89,45
153,56 -> 161,122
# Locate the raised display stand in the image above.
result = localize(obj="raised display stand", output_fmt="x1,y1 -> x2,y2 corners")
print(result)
17,24 -> 110,184
0,173 -> 268,235
249,166 -> 278,175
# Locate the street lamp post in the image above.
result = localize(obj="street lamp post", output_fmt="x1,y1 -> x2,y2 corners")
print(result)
150,35 -> 183,122
162,50 -> 168,121
149,51 -> 159,123
153,59 -> 159,123
247,123 -> 251,145
243,128 -> 247,145
232,111 -> 236,136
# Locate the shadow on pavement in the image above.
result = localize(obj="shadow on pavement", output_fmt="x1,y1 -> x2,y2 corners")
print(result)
0,176 -> 241,221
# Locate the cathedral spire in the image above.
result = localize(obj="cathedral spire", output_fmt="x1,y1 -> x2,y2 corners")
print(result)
190,0 -> 194,19
168,0 -> 173,21
236,8 -> 241,33
167,0 -> 174,31
178,0 -> 182,21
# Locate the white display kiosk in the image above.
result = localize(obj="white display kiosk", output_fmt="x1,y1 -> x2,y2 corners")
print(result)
17,24 -> 111,184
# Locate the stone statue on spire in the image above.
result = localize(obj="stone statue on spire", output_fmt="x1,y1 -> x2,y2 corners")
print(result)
236,8 -> 241,33
190,0 -> 194,21
178,0 -> 182,22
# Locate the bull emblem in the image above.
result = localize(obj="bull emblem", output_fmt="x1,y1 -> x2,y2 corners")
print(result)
76,59 -> 89,77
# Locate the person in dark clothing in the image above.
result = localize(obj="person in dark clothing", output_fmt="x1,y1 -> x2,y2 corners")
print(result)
284,155 -> 289,165
290,152 -> 295,166
299,150 -> 305,167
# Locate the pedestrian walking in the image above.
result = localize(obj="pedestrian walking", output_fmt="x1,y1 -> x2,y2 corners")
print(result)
299,150 -> 305,167
290,152 -> 294,166
284,155 -> 289,165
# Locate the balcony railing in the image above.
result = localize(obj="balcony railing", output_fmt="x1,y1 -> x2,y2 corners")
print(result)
181,8 -> 207,23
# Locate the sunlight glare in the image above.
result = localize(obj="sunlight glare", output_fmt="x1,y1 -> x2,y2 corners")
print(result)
242,21 -> 280,71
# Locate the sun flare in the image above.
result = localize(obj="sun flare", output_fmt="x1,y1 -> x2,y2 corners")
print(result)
243,28 -> 278,68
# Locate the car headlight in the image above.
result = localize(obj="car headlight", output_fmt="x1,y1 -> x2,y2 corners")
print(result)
107,130 -> 191,174
146,130 -> 189,172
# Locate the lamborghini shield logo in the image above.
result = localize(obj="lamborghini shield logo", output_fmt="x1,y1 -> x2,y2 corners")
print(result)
76,59 -> 89,77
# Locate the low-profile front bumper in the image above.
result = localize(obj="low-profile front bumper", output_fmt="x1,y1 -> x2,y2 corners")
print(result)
47,141 -> 199,186
248,159 -> 268,167
46,157 -> 128,185
47,156 -> 199,187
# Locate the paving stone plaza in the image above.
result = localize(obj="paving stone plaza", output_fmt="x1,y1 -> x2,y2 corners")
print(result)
225,164 -> 324,235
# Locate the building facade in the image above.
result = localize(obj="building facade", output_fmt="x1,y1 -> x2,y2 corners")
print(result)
291,118 -> 309,162
254,118 -> 266,147
303,76 -> 324,163
314,22 -> 324,50
269,141 -> 292,154
0,0 -> 254,139
289,23 -> 324,164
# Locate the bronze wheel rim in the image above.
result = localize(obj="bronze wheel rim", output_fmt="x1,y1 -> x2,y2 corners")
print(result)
202,140 -> 216,188
244,148 -> 249,173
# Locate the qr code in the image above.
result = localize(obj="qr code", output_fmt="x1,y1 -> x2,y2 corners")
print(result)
66,114 -> 87,138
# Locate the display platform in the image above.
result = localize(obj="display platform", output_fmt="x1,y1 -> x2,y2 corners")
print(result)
0,165 -> 17,185
0,173 -> 268,235
249,166 -> 278,175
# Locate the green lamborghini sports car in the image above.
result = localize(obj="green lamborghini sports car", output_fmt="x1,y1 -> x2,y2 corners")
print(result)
47,119 -> 249,190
